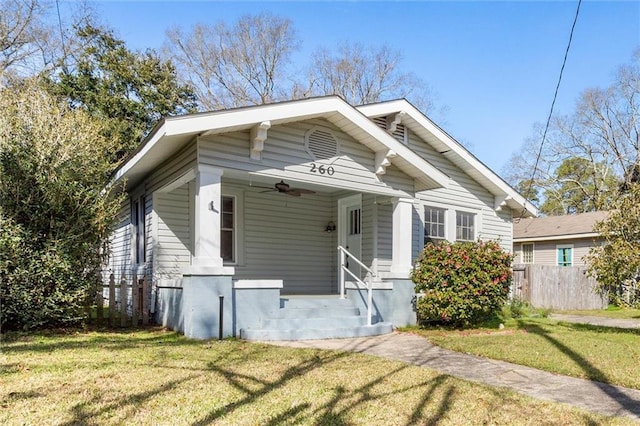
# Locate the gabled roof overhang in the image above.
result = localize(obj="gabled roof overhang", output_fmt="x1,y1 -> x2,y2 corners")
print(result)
357,100 -> 538,218
112,96 -> 449,192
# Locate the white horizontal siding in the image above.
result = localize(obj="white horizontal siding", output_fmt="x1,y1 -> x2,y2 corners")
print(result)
154,184 -> 191,280
198,118 -> 412,196
233,187 -> 336,294
407,128 -> 513,248
106,201 -> 132,281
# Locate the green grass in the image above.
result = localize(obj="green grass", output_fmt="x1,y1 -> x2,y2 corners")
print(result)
408,317 -> 640,390
554,307 -> 640,319
1,327 -> 631,425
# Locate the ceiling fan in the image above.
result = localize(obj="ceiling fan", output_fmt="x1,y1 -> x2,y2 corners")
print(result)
254,180 -> 316,197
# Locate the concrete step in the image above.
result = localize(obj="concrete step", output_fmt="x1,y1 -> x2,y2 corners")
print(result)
241,322 -> 393,341
274,306 -> 361,319
280,297 -> 351,309
262,315 -> 368,329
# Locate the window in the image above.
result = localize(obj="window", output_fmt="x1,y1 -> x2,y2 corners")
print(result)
132,196 -> 146,264
456,211 -> 475,241
522,243 -> 534,264
220,196 -> 235,262
349,208 -> 361,236
424,206 -> 446,242
557,245 -> 573,267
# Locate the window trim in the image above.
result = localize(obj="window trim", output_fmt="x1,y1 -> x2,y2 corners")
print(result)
424,205 -> 446,243
521,242 -> 534,264
221,187 -> 244,266
131,195 -> 146,266
556,244 -> 573,267
455,210 -> 476,242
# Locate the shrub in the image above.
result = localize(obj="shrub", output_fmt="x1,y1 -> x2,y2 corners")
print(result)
0,82 -> 122,331
410,240 -> 514,327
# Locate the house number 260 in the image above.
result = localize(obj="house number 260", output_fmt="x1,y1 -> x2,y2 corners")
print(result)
310,163 -> 335,176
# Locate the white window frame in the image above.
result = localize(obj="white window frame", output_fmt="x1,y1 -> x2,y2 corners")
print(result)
424,205 -> 446,242
131,194 -> 146,266
455,210 -> 476,242
556,244 -> 574,267
221,187 -> 244,266
521,242 -> 534,264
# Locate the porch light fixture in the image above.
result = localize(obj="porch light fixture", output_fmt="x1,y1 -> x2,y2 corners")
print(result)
326,221 -> 336,233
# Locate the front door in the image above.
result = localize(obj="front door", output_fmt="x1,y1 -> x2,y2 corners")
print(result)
339,194 -> 362,280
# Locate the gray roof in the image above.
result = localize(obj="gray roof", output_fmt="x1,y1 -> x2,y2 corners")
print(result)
513,211 -> 609,240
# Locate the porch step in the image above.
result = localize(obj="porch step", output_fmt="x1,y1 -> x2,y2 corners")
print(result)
241,296 -> 393,341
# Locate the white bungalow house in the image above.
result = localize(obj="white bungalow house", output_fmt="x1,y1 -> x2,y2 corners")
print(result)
106,96 -> 537,340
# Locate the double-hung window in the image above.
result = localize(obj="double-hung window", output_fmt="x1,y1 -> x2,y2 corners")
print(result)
456,211 -> 475,242
522,243 -> 534,264
132,196 -> 146,265
424,206 -> 446,243
220,196 -> 235,262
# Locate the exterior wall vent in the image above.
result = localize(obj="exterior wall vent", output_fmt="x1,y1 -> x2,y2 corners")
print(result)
372,116 -> 407,144
305,127 -> 339,161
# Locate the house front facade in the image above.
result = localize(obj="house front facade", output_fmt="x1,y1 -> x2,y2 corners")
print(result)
106,96 -> 536,340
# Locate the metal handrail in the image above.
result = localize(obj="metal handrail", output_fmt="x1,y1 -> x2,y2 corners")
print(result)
337,245 -> 374,326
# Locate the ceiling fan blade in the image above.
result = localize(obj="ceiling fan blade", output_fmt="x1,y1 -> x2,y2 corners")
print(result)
291,188 -> 315,194
259,189 -> 277,193
286,190 -> 302,197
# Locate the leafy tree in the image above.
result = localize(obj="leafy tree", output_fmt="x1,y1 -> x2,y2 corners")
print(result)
47,24 -> 197,163
164,12 -> 299,111
539,157 -> 617,215
504,51 -> 640,213
0,80 -> 123,330
411,240 -> 513,327
586,184 -> 640,307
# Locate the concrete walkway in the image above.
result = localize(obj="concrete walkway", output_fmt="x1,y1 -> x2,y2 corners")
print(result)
550,314 -> 640,329
268,330 -> 640,421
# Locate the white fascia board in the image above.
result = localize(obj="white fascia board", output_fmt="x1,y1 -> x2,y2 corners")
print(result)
358,100 -> 538,217
514,233 -> 600,243
113,96 -> 449,191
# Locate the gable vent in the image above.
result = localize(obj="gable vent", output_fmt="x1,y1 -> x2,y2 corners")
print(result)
305,127 -> 339,160
372,116 -> 407,144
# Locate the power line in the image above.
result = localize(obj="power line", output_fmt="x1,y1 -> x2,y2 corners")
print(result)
520,0 -> 582,218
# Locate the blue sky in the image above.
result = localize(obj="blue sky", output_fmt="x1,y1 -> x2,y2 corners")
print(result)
65,1 -> 639,175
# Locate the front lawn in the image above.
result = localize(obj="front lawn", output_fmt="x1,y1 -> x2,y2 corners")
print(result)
409,317 -> 640,390
0,328 -> 630,425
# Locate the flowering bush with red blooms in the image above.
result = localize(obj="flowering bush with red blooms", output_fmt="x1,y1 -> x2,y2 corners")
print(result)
410,240 -> 514,327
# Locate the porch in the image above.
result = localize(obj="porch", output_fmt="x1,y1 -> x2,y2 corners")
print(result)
153,170 -> 415,340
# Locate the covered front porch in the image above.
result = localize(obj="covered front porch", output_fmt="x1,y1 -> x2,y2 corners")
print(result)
153,165 -> 418,339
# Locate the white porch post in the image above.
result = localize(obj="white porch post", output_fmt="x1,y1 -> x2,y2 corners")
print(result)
390,197 -> 413,277
192,164 -> 224,268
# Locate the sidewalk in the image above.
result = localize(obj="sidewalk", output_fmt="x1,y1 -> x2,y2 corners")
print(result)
550,314 -> 640,329
268,332 -> 640,421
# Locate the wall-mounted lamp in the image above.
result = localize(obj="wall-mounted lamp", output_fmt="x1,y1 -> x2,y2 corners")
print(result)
325,221 -> 336,233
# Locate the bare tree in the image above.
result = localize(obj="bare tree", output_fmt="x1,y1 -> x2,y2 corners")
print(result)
303,42 -> 436,112
0,0 -> 55,82
504,50 -> 640,214
164,13 -> 300,111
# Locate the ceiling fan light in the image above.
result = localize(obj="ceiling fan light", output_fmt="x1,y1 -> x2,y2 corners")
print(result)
275,180 -> 290,192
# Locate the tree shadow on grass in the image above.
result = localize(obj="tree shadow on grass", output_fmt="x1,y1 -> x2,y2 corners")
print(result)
517,320 -> 640,418
192,352 -> 457,426
61,374 -> 199,426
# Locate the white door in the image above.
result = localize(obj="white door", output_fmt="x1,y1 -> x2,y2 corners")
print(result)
339,195 -> 362,280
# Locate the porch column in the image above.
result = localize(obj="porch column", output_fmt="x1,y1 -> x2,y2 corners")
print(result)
192,164 -> 224,268
390,198 -> 413,277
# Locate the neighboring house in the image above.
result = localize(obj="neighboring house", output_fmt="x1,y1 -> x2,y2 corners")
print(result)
513,211 -> 608,267
106,96 -> 536,340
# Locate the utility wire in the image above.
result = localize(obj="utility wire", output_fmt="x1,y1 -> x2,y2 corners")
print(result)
520,0 -> 582,219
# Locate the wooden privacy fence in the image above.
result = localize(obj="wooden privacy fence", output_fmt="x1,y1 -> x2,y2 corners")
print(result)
93,274 -> 151,327
511,264 -> 608,310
